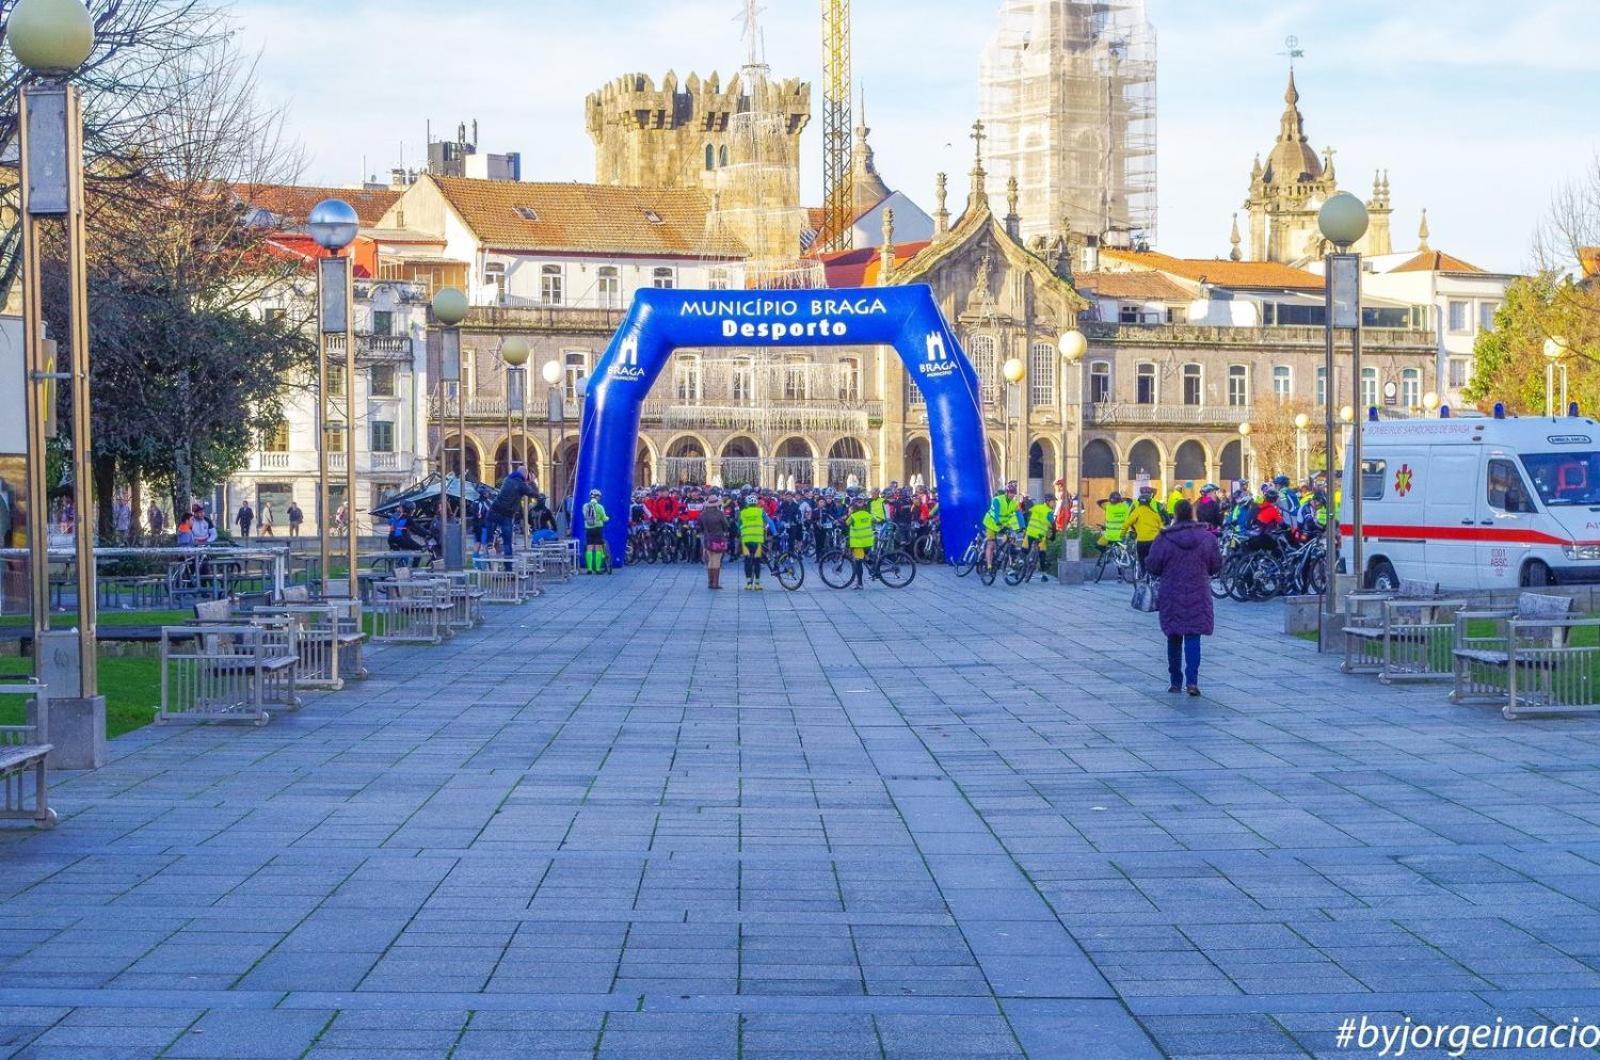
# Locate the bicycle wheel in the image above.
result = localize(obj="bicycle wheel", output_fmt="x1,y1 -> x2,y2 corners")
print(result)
979,547 -> 1002,586
818,550 -> 855,589
1003,548 -> 1032,586
772,552 -> 805,591
1116,550 -> 1138,584
955,537 -> 981,577
1210,569 -> 1234,599
1093,550 -> 1112,583
876,550 -> 917,588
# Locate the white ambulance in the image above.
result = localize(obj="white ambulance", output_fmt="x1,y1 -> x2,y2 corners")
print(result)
1339,414 -> 1600,590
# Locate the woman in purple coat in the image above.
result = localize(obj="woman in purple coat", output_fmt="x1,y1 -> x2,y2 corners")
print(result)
1142,499 -> 1223,696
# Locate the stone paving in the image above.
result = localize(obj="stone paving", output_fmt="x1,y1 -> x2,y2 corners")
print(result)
4,568 -> 1600,1057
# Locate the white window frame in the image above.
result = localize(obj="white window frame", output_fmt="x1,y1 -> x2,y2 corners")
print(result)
1029,341 -> 1056,408
839,357 -> 861,403
1315,365 -> 1327,407
1400,367 -> 1421,409
1447,300 -> 1469,333
1089,360 -> 1112,404
597,266 -> 621,309
369,420 -> 395,453
1360,366 -> 1379,411
540,264 -> 564,306
1181,363 -> 1202,407
651,267 -> 676,290
1135,362 -> 1157,405
675,353 -> 702,402
1226,364 -> 1249,408
563,350 -> 588,404
1272,365 -> 1292,401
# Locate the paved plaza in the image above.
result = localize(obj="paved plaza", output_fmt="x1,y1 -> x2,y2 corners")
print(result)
4,569 -> 1600,1058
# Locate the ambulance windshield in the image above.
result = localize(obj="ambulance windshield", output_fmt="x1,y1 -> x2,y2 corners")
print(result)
1520,452 -> 1600,507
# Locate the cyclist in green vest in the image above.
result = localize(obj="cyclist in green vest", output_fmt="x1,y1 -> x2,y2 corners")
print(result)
845,498 -> 876,589
1023,494 -> 1055,583
1097,491 -> 1131,548
869,489 -> 888,525
982,481 -> 1022,568
738,494 -> 767,591
582,489 -> 610,574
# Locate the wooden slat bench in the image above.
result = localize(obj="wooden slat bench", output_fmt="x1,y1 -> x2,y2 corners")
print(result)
1452,592 -> 1579,712
1342,579 -> 1441,675
0,682 -> 54,830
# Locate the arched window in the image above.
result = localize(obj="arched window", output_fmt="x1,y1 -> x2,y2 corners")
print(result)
1315,365 -> 1327,407
1360,366 -> 1379,411
596,266 -> 620,309
970,335 -> 998,404
705,144 -> 715,170
1401,367 -> 1421,409
1272,365 -> 1291,400
838,357 -> 861,403
1227,365 -> 1249,407
652,267 -> 675,290
1182,363 -> 1201,406
1135,362 -> 1157,405
675,354 -> 702,402
731,356 -> 753,404
718,145 -> 729,167
1029,341 -> 1055,408
1089,361 -> 1111,404
783,356 -> 810,401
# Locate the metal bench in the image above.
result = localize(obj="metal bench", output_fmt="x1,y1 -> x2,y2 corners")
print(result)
1342,579 -> 1440,675
1452,592 -> 1578,711
372,574 -> 454,645
280,587 -> 369,684
532,541 -> 576,582
472,557 -> 525,605
188,600 -> 302,711
0,682 -> 54,830
159,624 -> 285,726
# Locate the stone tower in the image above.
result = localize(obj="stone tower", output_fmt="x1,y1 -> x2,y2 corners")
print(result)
1242,71 -> 1392,263
585,71 -> 811,192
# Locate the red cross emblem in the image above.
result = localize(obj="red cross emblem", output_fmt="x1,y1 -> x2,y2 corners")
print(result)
1395,465 -> 1414,497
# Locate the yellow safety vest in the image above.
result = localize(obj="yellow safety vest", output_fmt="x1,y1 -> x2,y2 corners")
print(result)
1102,501 -> 1131,541
846,509 -> 876,549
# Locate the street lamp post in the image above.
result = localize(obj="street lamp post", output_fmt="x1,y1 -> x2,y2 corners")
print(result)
1544,337 -> 1570,418
1002,357 -> 1025,490
541,360 -> 563,523
1059,329 -> 1088,550
307,200 -> 359,601
10,0 -> 102,766
1237,422 -> 1253,486
431,288 -> 469,569
500,337 -> 530,548
1317,191 -> 1370,651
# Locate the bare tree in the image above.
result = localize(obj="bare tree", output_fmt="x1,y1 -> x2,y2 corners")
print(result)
0,0 -> 226,291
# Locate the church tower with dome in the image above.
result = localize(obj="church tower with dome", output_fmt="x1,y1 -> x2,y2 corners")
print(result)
1242,71 -> 1391,264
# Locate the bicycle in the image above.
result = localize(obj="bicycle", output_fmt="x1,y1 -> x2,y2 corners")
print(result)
979,529 -> 1023,586
1006,538 -> 1047,586
762,535 -> 806,591
954,529 -> 984,577
1092,537 -> 1138,584
818,527 -> 916,590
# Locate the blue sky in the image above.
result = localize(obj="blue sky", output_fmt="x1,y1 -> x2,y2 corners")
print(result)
235,0 -> 1598,273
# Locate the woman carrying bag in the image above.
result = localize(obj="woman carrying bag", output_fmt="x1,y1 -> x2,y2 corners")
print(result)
1142,499 -> 1222,697
698,498 -> 731,591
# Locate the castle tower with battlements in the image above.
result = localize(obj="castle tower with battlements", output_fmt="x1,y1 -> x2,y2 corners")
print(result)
585,71 -> 811,193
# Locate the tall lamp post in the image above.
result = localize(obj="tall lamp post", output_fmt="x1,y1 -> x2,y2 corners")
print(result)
1544,337 -> 1570,418
541,360 -> 563,519
1002,358 -> 1025,490
1293,412 -> 1311,482
11,0 -> 102,766
1317,191 -> 1370,650
500,337 -> 530,545
306,200 -> 359,600
1059,329 -> 1088,547
1237,422 -> 1253,486
431,287 -> 469,568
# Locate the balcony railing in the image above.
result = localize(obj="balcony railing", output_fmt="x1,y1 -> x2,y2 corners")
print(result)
1081,321 -> 1436,351
640,400 -> 881,435
325,333 -> 416,362
1084,403 -> 1252,427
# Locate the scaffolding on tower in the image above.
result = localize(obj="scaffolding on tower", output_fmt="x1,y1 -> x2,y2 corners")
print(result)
819,0 -> 853,253
978,0 -> 1157,246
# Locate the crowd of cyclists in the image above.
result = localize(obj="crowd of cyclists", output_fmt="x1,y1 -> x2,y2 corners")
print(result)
1091,474 -> 1340,601
624,483 -> 943,567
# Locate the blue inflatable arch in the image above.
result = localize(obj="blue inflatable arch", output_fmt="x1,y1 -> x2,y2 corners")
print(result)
574,285 -> 990,565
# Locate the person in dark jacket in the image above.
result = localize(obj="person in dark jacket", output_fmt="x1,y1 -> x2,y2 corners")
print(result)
489,467 -> 538,557
1143,499 -> 1223,696
528,494 -> 558,539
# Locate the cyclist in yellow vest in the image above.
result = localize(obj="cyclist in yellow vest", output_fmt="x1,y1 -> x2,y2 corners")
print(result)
983,482 -> 1022,568
1097,491 -> 1131,547
845,499 -> 876,589
1167,483 -> 1189,521
1125,487 -> 1165,573
582,490 -> 610,574
1023,495 -> 1054,583
869,489 -> 888,525
738,494 -> 767,591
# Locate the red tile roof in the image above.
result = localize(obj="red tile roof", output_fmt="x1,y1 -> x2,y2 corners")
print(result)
1074,271 -> 1193,301
245,184 -> 402,227
817,242 -> 932,288
1100,248 -> 1324,290
1390,250 -> 1485,274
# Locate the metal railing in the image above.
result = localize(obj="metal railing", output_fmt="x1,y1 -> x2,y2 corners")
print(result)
1084,403 -> 1252,427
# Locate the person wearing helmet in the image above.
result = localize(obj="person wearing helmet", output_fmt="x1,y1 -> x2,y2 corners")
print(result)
1125,487 -> 1165,573
1097,490 -> 1131,549
1272,474 -> 1301,518
844,497 -> 876,589
738,493 -> 767,591
582,488 -> 611,574
982,481 -> 1022,568
1195,483 -> 1224,531
1023,494 -> 1055,582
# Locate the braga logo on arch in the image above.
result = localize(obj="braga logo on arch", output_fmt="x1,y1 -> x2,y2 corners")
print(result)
680,296 -> 890,342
